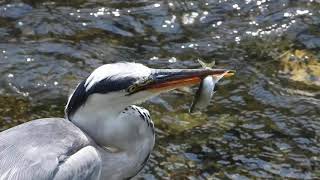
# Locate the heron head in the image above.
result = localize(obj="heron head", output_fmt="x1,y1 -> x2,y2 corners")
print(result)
66,62 -> 234,119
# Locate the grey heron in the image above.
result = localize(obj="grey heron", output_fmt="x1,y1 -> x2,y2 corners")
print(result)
0,62 -> 234,180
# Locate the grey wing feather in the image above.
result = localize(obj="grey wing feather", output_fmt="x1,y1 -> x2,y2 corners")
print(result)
0,118 -> 101,180
54,146 -> 101,180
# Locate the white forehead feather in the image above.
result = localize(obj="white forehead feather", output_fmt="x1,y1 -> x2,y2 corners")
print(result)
85,63 -> 151,91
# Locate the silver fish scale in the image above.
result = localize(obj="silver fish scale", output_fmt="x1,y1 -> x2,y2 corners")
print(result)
189,76 -> 215,113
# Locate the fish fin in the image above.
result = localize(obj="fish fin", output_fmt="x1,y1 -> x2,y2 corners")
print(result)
197,59 -> 215,69
197,59 -> 207,68
207,61 -> 215,68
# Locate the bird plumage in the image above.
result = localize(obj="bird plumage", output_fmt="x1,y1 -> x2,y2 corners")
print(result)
0,118 -> 101,180
0,62 -> 233,180
0,63 -> 156,180
66,63 -> 152,119
0,105 -> 154,180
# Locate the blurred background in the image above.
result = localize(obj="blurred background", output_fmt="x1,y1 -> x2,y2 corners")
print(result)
0,0 -> 319,179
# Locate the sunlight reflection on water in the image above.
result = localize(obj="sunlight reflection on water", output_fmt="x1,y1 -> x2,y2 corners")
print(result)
0,0 -> 319,179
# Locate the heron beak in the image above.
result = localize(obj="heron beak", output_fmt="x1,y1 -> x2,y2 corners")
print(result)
145,68 -> 235,92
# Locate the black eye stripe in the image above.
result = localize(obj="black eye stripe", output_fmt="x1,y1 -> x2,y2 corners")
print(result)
66,76 -> 138,118
89,76 -> 137,94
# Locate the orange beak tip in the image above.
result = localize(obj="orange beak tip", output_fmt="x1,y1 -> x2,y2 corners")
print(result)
224,72 -> 235,77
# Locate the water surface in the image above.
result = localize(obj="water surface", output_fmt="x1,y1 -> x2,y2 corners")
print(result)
0,0 -> 319,179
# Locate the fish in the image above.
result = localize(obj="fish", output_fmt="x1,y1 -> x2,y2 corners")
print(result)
189,60 -> 230,113
189,75 -> 215,113
177,61 -> 215,94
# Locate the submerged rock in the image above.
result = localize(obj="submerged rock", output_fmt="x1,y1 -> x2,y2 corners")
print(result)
279,50 -> 320,87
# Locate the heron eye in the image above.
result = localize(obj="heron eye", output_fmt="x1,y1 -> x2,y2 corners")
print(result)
126,78 -> 153,95
127,85 -> 138,93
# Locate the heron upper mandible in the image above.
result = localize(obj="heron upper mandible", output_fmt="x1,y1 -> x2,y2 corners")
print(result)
0,62 -> 234,180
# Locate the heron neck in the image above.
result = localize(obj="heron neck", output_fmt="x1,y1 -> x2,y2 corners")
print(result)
68,94 -> 155,179
97,137 -> 152,179
69,105 -> 125,147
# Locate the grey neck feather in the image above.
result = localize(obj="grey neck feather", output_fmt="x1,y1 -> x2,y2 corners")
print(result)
67,93 -> 155,179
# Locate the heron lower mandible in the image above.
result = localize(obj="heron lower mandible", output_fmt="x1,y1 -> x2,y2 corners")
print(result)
0,62 -> 234,180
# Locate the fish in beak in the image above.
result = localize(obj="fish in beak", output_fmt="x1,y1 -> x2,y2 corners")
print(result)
146,68 -> 234,92
126,68 -> 235,95
189,70 -> 232,113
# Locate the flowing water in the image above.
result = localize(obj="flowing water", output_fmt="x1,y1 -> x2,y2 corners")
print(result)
0,0 -> 319,179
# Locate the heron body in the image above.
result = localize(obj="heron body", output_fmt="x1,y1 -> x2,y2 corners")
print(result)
0,107 -> 153,179
0,62 -> 234,180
